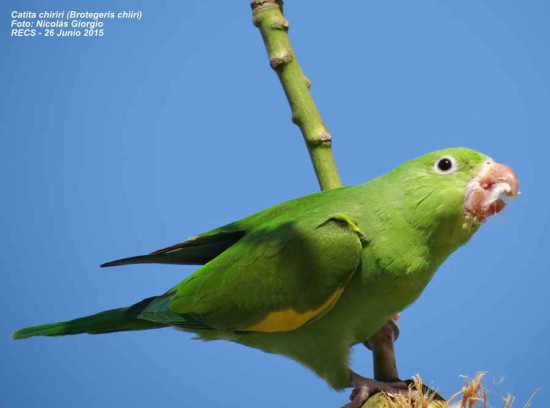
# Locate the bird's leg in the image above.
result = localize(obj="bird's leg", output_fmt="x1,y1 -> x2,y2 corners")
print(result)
364,314 -> 400,382
341,371 -> 410,408
349,315 -> 445,406
341,315 -> 405,408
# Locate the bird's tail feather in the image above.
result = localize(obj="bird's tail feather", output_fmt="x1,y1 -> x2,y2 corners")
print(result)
12,306 -> 168,340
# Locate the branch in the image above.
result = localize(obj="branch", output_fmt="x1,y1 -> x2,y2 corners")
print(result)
251,0 -> 341,190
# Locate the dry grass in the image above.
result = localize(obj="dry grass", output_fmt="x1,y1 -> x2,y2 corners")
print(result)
378,373 -> 538,408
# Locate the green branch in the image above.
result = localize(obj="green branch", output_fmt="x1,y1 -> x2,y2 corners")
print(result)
251,0 -> 341,190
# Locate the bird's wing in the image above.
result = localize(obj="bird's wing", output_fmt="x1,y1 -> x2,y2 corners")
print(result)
100,185 -> 356,269
133,214 -> 365,333
101,229 -> 246,267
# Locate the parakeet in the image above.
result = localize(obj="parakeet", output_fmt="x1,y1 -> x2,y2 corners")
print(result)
12,148 -> 518,407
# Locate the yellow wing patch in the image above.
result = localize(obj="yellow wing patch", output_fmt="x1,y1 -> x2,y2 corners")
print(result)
243,287 -> 344,332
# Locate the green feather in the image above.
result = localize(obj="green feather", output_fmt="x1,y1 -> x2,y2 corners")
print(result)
101,230 -> 245,267
12,307 -> 167,339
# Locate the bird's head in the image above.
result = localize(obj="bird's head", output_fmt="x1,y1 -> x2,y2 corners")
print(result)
384,147 -> 519,249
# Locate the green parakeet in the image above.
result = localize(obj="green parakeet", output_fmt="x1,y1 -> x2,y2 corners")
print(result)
12,148 -> 518,406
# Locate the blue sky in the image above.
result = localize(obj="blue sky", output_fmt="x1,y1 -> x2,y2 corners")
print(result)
2,1 -> 548,407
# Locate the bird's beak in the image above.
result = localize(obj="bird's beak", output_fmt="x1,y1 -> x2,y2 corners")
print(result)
463,160 -> 519,221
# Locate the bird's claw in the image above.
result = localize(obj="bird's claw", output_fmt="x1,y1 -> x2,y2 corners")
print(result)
341,386 -> 370,408
341,373 -> 412,408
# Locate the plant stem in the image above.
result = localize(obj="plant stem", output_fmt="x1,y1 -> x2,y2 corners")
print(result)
251,0 -> 342,190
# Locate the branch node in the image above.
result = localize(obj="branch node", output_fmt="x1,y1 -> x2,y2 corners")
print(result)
252,15 -> 261,27
251,0 -> 282,26
271,18 -> 290,30
270,52 -> 293,70
308,131 -> 332,147
250,0 -> 281,12
304,76 -> 312,88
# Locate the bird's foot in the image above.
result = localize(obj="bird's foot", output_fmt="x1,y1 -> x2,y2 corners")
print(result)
341,372 -> 411,408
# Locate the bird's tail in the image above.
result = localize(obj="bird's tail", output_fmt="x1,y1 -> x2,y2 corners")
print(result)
11,305 -> 168,340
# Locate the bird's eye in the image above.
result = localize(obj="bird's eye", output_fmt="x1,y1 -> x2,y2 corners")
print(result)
434,156 -> 458,174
